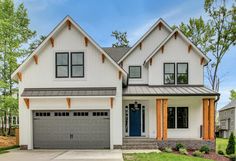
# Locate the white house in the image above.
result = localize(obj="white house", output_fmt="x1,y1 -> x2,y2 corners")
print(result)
11,16 -> 219,150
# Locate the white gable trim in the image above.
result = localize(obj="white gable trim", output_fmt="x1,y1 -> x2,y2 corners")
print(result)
118,18 -> 172,64
143,28 -> 210,65
11,16 -> 127,80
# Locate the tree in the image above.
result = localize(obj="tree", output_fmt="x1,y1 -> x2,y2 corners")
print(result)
230,89 -> 236,100
111,31 -> 129,47
27,35 -> 46,56
179,0 -> 236,91
0,0 -> 35,135
226,132 -> 235,155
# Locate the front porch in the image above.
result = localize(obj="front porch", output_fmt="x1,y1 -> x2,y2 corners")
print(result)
122,95 -> 217,149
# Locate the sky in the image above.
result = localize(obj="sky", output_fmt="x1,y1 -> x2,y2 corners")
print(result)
17,0 -> 236,109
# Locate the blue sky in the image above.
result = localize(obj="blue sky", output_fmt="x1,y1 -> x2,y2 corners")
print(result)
18,0 -> 236,109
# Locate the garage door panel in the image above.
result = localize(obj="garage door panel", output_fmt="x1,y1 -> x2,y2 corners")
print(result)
33,110 -> 110,149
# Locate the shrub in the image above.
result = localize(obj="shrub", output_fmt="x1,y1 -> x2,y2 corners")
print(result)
163,147 -> 172,153
176,143 -> 185,151
229,154 -> 236,161
192,150 -> 204,157
179,148 -> 188,155
217,150 -> 224,155
200,145 -> 210,154
226,132 -> 235,155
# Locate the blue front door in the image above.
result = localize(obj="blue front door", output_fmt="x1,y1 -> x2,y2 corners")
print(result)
129,104 -> 141,136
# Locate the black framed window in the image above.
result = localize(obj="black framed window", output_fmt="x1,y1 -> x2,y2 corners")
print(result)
168,107 -> 175,128
164,63 -> 175,84
177,107 -> 188,128
142,106 -> 145,133
56,52 -> 69,78
177,63 -> 188,84
71,52 -> 84,78
129,66 -> 141,78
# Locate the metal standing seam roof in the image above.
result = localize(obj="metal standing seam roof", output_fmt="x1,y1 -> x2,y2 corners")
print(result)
123,85 -> 219,96
219,100 -> 236,111
21,87 -> 116,97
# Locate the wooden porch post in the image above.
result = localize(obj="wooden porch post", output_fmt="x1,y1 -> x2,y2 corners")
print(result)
162,99 -> 168,140
156,99 -> 162,140
209,99 -> 215,140
203,99 -> 209,140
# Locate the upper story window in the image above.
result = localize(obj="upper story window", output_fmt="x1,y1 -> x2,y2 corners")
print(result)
55,52 -> 84,78
129,66 -> 141,79
56,52 -> 69,78
177,63 -> 188,84
71,52 -> 84,78
164,63 -> 175,84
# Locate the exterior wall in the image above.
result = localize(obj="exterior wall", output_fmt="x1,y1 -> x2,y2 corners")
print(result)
18,23 -> 123,149
123,96 -> 206,139
219,108 -> 236,138
122,27 -> 170,84
149,35 -> 204,85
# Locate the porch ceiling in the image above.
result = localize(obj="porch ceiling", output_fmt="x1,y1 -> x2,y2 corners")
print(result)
123,85 -> 219,96
21,87 -> 116,97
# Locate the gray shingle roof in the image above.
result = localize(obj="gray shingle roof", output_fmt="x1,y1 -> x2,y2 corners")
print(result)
21,87 -> 116,97
219,100 -> 236,111
103,47 -> 130,62
123,85 -> 219,96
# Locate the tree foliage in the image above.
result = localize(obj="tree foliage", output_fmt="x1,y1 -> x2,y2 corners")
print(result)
178,0 -> 236,91
27,35 -> 46,55
111,31 -> 129,47
230,89 -> 236,101
226,132 -> 235,155
0,0 -> 35,135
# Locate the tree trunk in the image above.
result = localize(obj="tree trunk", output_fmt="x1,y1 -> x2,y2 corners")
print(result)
8,113 -> 11,135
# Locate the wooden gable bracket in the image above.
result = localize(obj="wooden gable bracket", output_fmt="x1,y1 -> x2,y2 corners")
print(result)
174,31 -> 178,39
200,57 -> 205,65
158,22 -> 162,30
84,37 -> 89,47
33,55 -> 38,64
102,54 -> 105,63
161,45 -> 164,53
118,71 -> 122,80
110,97 -> 114,108
66,98 -> 71,109
150,58 -> 153,66
188,45 -> 192,53
17,72 -> 22,81
66,19 -> 71,30
50,37 -> 54,47
24,98 -> 30,109
139,42 -> 142,50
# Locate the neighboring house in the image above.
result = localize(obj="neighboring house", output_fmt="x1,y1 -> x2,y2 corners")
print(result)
0,116 -> 19,128
11,16 -> 219,150
219,100 -> 236,138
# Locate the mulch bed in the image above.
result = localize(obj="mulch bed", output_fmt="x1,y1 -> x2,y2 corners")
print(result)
0,136 -> 16,147
172,150 -> 230,161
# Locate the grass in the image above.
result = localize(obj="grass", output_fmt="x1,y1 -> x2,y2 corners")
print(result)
123,152 -> 212,161
216,137 -> 236,154
0,145 -> 19,154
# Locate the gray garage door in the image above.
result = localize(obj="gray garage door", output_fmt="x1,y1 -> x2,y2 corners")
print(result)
33,110 -> 110,149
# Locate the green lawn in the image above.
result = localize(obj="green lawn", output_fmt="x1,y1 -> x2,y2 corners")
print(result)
0,145 -> 19,154
216,137 -> 236,154
123,152 -> 212,161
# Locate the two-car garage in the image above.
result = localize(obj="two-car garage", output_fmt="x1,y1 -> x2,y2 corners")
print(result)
33,110 -> 110,149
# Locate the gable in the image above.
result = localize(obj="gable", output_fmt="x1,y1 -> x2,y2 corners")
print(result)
11,16 -> 127,81
118,18 -> 172,64
144,28 -> 210,65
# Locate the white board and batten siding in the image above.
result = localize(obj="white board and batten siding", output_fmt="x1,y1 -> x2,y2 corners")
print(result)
18,21 -> 123,149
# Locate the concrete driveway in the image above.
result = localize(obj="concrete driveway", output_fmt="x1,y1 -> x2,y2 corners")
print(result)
0,149 -> 123,161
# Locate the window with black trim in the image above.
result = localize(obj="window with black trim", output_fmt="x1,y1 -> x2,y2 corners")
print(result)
168,107 -> 175,128
129,66 -> 141,78
167,107 -> 188,129
56,52 -> 69,78
164,63 -> 175,84
177,63 -> 188,84
71,52 -> 84,78
177,107 -> 188,128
